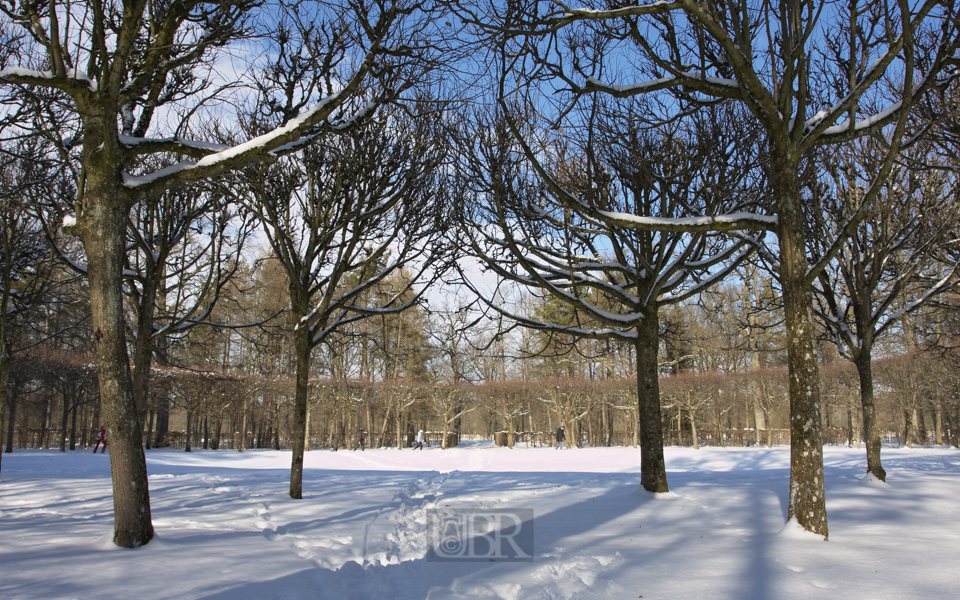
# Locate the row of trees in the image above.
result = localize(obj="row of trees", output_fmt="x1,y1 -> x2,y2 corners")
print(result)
7,349 -> 958,454
1,0 -> 959,544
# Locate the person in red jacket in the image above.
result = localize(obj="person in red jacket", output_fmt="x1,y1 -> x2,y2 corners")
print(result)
93,426 -> 107,453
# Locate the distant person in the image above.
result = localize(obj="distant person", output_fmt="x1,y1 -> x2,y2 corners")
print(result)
355,431 -> 365,451
93,426 -> 107,453
415,429 -> 424,450
555,425 -> 565,450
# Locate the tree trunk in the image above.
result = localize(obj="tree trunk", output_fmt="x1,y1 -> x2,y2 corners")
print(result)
441,407 -> 450,450
933,398 -> 943,446
239,400 -> 248,452
59,387 -> 70,452
913,408 -> 927,446
185,410 -> 193,451
144,409 -> 154,450
903,409 -> 913,447
855,351 -> 886,480
289,323 -> 312,499
378,408 -> 390,448
636,315 -> 668,493
396,403 -> 404,450
690,409 -> 699,450
212,417 -> 222,450
0,351 -> 9,475
79,181 -> 153,547
677,410 -> 684,447
70,398 -> 79,451
130,283 -> 158,426
305,405 -> 311,452
40,393 -> 50,449
154,396 -> 170,448
776,158 -> 828,537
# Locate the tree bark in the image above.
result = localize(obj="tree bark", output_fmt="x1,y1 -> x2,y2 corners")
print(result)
690,409 -> 699,450
79,179 -> 154,547
185,410 -> 193,452
59,387 -> 70,452
933,398 -> 943,446
776,159 -> 828,537
289,322 -> 311,498
636,313 -> 668,493
855,350 -> 886,480
144,409 -> 154,450
130,272 -> 159,425
154,396 -> 170,448
70,398 -> 79,451
0,351 -> 9,476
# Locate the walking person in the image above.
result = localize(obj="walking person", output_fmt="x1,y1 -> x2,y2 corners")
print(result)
415,429 -> 424,450
93,426 -> 107,453
555,425 -> 565,450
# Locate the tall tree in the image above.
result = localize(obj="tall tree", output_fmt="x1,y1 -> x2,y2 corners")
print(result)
0,0 -> 433,546
457,103 -> 766,492
475,0 -> 959,536
231,105 -> 448,499
813,142 -> 960,480
0,136 -> 72,477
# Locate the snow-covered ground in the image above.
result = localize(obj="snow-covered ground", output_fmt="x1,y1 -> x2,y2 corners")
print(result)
1,443 -> 958,599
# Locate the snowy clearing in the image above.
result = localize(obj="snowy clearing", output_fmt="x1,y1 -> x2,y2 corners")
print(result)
1,444 -> 958,599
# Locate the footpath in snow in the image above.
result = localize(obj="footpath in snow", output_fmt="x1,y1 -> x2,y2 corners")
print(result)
0,443 -> 957,599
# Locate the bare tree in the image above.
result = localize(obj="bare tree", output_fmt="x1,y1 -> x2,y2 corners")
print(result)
471,0 -> 959,537
813,141 -> 960,480
229,104 -> 447,498
456,103 -> 764,492
0,137 -> 70,477
0,0 -> 432,545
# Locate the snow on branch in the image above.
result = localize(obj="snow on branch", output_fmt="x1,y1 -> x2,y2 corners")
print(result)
596,210 -> 777,232
818,102 -> 903,137
581,72 -> 739,98
517,1 -> 683,34
0,67 -> 98,93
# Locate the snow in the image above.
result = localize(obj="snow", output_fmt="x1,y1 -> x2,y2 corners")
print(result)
62,214 -> 76,228
584,70 -> 738,95
597,210 -> 778,229
122,93 -> 348,188
1,444 -> 958,599
822,101 -> 903,136
0,67 -> 98,91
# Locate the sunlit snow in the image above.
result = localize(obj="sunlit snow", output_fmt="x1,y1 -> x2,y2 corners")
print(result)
0,444 -> 957,599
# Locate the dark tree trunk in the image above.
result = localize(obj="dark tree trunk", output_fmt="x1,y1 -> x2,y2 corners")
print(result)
212,417 -> 221,450
5,395 -> 14,453
145,409 -> 154,450
239,400 -> 248,452
775,158 -> 828,538
185,410 -> 192,452
289,322 -> 312,498
636,313 -> 669,493
79,178 -> 154,547
0,352 -> 9,475
154,396 -> 170,448
39,393 -> 50,449
130,278 -> 158,425
59,387 -> 70,452
855,350 -> 886,481
70,398 -> 79,450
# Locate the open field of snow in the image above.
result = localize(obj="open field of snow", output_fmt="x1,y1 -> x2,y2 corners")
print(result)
1,443 -> 958,600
